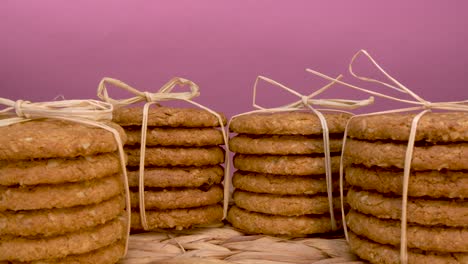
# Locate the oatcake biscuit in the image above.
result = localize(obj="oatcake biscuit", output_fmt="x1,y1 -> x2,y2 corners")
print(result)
348,231 -> 468,264
229,134 -> 343,155
126,147 -> 224,167
347,188 -> 468,227
232,171 -> 339,195
113,106 -> 227,127
233,190 -> 341,216
227,206 -> 337,236
346,165 -> 468,198
23,241 -> 125,264
0,153 -> 121,186
131,204 -> 223,230
130,185 -> 223,209
234,154 -> 341,175
347,112 -> 468,142
0,119 -> 126,160
0,217 -> 125,262
347,210 -> 468,252
0,175 -> 123,211
0,195 -> 125,237
127,166 -> 223,188
229,112 -> 351,135
345,139 -> 468,170
125,127 -> 224,146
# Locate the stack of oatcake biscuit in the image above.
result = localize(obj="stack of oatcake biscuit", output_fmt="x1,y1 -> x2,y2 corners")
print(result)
344,112 -> 468,264
112,106 -> 226,231
227,111 -> 351,236
0,119 -> 127,263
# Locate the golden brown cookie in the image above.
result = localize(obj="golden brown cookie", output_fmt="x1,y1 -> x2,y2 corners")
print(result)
230,112 -> 351,135
130,185 -> 223,209
347,210 -> 468,252
22,241 -> 125,264
0,119 -> 126,160
125,127 -> 224,146
229,134 -> 343,155
233,190 -> 341,216
126,147 -> 224,167
127,166 -> 223,188
0,153 -> 121,186
227,206 -> 337,236
0,217 -> 125,262
346,165 -> 468,199
113,106 -> 226,127
348,231 -> 468,264
345,139 -> 468,170
347,188 -> 468,227
131,204 -> 223,230
0,195 -> 125,237
232,171 -> 339,195
347,112 -> 468,143
234,154 -> 340,175
0,175 -> 123,211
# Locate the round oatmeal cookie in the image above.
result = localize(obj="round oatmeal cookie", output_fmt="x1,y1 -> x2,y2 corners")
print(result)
229,134 -> 343,155
0,217 -> 125,262
230,112 -> 351,135
125,127 -> 224,147
22,241 -> 125,264
130,185 -> 223,209
127,166 -> 223,188
232,171 -> 339,195
0,119 -> 126,160
0,175 -> 123,211
348,231 -> 468,264
347,210 -> 468,252
346,165 -> 468,199
347,188 -> 468,227
0,195 -> 125,237
0,153 -> 122,186
345,139 -> 468,170
233,190 -> 341,216
113,106 -> 226,127
126,147 -> 224,167
131,204 -> 223,230
234,154 -> 340,175
227,206 -> 338,236
347,112 -> 468,143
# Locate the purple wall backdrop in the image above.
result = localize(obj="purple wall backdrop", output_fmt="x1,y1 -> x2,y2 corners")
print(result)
1,1 -> 468,117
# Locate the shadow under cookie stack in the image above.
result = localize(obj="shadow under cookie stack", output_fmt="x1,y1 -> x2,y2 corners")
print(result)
0,119 -> 127,263
227,111 -> 351,236
344,113 -> 468,264
112,106 -> 226,231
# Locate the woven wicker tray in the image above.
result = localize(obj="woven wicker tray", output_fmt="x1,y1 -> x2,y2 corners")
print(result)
119,223 -> 365,264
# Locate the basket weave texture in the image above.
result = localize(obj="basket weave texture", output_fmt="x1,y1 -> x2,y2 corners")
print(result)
119,225 -> 364,264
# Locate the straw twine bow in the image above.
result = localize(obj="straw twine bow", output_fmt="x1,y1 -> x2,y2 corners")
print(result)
0,97 -> 132,255
98,77 -> 231,230
229,75 -> 374,231
307,49 -> 468,264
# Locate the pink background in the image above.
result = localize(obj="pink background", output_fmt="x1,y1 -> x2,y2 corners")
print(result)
1,1 -> 468,118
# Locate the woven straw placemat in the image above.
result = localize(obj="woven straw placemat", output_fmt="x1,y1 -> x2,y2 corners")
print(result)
119,224 -> 364,264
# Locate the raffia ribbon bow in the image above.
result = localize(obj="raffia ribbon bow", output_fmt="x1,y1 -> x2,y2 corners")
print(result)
230,75 -> 374,231
98,77 -> 231,231
0,97 -> 131,255
307,49 -> 468,264
0,98 -> 113,124
98,77 -> 200,107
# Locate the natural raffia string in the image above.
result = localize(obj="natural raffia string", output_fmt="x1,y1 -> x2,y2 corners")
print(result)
97,77 -> 231,230
307,49 -> 468,264
228,75 -> 374,231
0,98 -> 132,255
